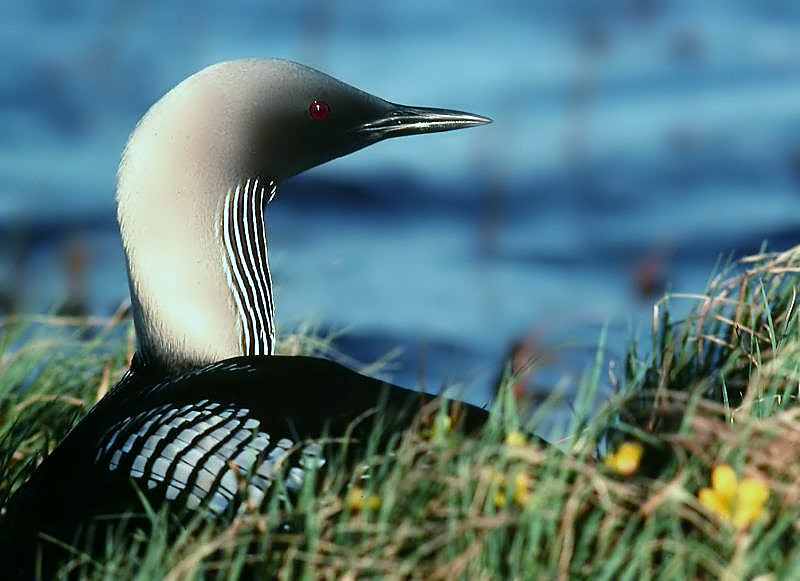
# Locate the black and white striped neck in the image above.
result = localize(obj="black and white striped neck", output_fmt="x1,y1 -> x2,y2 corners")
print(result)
221,178 -> 277,357
119,173 -> 280,373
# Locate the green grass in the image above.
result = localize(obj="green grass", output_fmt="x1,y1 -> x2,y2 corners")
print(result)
3,246 -> 800,579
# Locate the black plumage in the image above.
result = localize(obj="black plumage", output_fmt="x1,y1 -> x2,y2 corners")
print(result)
1,355 -> 488,576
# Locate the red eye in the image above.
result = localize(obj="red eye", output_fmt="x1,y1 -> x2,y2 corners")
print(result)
309,99 -> 330,121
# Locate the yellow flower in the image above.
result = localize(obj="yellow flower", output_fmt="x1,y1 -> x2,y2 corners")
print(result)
698,465 -> 769,530
482,468 -> 506,509
512,471 -> 531,508
486,468 -> 532,509
347,486 -> 381,512
505,431 -> 527,447
604,442 -> 644,476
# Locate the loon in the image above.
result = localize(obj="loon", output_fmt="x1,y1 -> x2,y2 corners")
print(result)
1,59 -> 491,574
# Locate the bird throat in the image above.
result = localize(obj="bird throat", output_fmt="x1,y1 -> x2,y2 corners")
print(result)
121,175 -> 278,373
220,178 -> 277,357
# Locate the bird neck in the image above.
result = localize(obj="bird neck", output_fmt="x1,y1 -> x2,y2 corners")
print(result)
115,68 -> 281,372
220,178 -> 277,358
118,172 -> 277,372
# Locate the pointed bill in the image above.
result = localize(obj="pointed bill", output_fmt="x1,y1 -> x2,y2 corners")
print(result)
358,105 -> 492,139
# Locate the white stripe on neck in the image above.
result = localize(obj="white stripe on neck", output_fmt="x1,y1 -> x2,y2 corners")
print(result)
222,178 -> 277,356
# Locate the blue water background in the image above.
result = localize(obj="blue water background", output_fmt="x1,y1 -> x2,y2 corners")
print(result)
3,2 -> 800,434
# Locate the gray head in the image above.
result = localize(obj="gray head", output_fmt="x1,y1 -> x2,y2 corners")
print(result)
217,59 -> 490,180
117,58 -> 490,371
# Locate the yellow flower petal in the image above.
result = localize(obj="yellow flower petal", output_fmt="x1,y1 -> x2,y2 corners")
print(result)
698,488 -> 731,520
505,431 -> 527,447
365,493 -> 381,512
732,505 -> 761,529
738,478 -> 769,506
347,486 -> 380,512
604,442 -> 644,476
347,487 -> 366,511
512,471 -> 531,507
732,478 -> 769,529
711,465 -> 738,504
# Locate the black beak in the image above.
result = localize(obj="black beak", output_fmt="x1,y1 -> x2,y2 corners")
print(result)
358,104 -> 491,139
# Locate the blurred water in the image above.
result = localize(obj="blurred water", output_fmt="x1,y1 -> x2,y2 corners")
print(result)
2,2 -> 800,423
